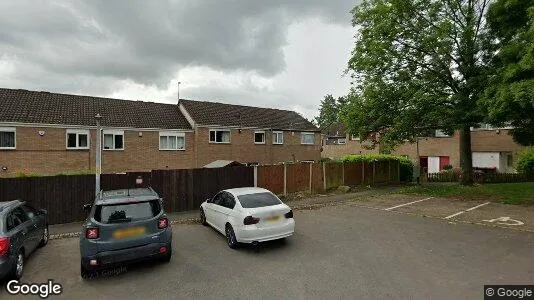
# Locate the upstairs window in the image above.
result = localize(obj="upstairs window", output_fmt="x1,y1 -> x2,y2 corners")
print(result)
435,130 -> 451,137
160,132 -> 185,150
103,130 -> 124,150
301,132 -> 315,145
209,129 -> 231,143
254,131 -> 265,144
66,129 -> 90,149
337,138 -> 347,145
273,131 -> 283,145
0,127 -> 16,149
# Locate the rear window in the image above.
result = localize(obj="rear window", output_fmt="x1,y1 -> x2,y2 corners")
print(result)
237,192 -> 282,208
94,200 -> 161,223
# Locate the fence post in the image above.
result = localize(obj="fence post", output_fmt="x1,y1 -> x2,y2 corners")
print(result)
309,162 -> 313,193
373,160 -> 376,185
253,165 -> 258,187
322,162 -> 327,191
283,163 -> 287,196
341,162 -> 345,186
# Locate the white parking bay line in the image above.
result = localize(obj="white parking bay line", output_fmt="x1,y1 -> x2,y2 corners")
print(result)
384,197 -> 434,211
444,202 -> 491,220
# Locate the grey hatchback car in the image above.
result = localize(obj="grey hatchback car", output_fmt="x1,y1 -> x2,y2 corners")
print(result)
0,200 -> 49,280
79,188 -> 172,278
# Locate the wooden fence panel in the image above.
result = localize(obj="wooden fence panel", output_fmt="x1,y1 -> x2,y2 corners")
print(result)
101,172 -> 151,190
344,162 -> 363,186
257,165 -> 284,195
324,163 -> 343,189
286,163 -> 310,193
312,163 -> 324,194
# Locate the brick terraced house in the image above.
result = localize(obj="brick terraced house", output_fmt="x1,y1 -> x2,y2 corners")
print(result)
0,88 -> 320,177
322,123 -> 533,173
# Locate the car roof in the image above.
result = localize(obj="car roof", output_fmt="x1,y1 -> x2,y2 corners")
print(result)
96,188 -> 160,205
0,200 -> 23,213
224,187 -> 272,197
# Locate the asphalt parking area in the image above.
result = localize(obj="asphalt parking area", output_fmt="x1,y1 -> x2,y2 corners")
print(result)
2,202 -> 533,299
351,193 -> 534,232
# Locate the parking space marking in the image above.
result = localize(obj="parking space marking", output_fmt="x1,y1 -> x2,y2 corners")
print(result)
384,197 -> 434,211
483,217 -> 524,226
444,202 -> 490,220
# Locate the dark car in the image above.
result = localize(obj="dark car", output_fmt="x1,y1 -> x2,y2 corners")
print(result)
79,187 -> 172,278
0,200 -> 49,280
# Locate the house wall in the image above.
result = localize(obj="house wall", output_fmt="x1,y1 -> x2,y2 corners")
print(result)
321,138 -> 379,159
193,127 -> 321,167
0,126 -> 195,177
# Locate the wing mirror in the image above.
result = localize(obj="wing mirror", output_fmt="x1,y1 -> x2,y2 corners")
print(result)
83,204 -> 93,212
206,198 -> 212,203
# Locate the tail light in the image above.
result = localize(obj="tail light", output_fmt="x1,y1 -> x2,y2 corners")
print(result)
285,210 -> 293,218
86,227 -> 99,239
0,237 -> 9,256
243,216 -> 260,225
158,217 -> 169,229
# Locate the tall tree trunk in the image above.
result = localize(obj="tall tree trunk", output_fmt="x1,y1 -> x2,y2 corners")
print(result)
459,126 -> 474,185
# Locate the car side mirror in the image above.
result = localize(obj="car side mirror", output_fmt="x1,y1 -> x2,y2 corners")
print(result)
206,198 -> 212,203
83,204 -> 93,212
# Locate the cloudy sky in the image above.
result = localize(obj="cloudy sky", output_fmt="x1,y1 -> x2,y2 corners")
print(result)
0,0 -> 356,120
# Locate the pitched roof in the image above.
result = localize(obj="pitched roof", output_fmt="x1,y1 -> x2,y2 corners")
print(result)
0,88 -> 191,129
179,99 -> 319,132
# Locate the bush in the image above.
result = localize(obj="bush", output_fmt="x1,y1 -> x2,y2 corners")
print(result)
516,150 -> 534,176
340,154 -> 414,182
443,164 -> 453,170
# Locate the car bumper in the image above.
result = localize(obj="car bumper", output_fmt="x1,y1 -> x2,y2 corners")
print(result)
81,242 -> 171,270
0,255 -> 14,279
235,219 -> 295,243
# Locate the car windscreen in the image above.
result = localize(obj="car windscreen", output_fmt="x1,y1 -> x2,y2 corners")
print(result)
237,192 -> 282,208
94,200 -> 161,223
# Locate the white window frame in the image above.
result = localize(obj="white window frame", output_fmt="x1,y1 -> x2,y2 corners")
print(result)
435,130 -> 451,137
66,129 -> 90,150
159,131 -> 186,151
0,127 -> 16,149
301,132 -> 315,145
337,138 -> 347,145
103,130 -> 125,151
273,131 -> 284,145
209,129 -> 231,144
254,130 -> 265,144
350,135 -> 360,141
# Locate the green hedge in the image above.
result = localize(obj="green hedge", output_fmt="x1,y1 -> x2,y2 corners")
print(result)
516,150 -> 534,176
341,154 -> 414,182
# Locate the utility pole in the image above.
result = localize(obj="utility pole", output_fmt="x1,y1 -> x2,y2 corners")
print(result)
95,113 -> 102,197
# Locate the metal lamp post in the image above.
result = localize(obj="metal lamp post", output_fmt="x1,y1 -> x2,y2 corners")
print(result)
95,114 -> 102,196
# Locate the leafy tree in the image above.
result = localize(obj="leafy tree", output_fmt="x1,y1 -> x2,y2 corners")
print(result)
483,0 -> 534,145
343,0 -> 493,185
315,94 -> 347,129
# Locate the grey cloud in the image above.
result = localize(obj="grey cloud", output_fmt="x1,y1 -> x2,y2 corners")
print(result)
0,0 -> 354,91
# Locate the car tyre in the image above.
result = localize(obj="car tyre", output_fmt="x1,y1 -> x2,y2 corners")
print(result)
200,208 -> 207,226
38,225 -> 49,247
225,225 -> 238,249
80,263 -> 94,280
8,249 -> 24,280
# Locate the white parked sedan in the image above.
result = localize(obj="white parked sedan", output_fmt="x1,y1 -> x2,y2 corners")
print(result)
199,187 -> 295,248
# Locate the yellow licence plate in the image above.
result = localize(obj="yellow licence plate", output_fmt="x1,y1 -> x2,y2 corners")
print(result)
265,215 -> 280,222
113,227 -> 146,239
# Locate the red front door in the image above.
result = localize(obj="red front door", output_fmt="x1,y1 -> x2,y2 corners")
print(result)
439,156 -> 450,170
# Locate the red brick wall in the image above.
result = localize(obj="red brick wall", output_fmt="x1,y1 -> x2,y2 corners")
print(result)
193,127 -> 321,167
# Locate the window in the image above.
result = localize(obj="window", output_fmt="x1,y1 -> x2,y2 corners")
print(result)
221,192 -> 236,209
350,135 -> 360,141
254,131 -> 265,144
94,200 -> 161,223
237,192 -> 282,208
209,129 -> 230,143
507,154 -> 513,167
337,138 -> 347,145
21,205 -> 38,219
212,193 -> 224,206
66,129 -> 90,149
0,127 -> 16,149
273,131 -> 283,145
159,132 -> 185,150
301,132 -> 315,145
103,130 -> 124,150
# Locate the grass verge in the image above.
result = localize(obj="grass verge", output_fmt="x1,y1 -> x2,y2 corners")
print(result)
398,182 -> 534,205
